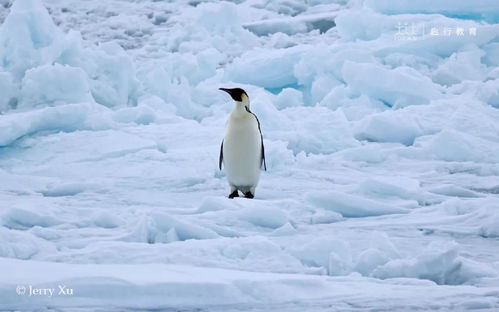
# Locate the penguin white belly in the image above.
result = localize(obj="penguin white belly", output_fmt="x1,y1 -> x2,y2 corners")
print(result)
223,115 -> 261,191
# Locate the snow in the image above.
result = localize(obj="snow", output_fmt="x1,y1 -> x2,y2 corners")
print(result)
342,61 -> 443,108
365,0 -> 499,23
269,222 -> 297,236
20,64 -> 92,108
1,0 -> 499,310
4,258 -> 498,311
242,12 -> 337,36
354,109 -> 425,145
0,102 -> 113,146
306,190 -> 409,217
0,71 -> 16,111
289,237 -> 352,275
0,0 -> 65,79
0,0 -> 140,111
371,241 -> 497,285
226,46 -> 306,89
238,204 -> 288,229
421,129 -> 499,163
1,207 -> 61,230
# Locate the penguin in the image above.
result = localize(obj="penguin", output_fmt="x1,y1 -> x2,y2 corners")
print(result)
218,88 -> 266,199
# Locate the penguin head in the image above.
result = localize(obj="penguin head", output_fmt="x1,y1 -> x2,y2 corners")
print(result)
219,88 -> 248,102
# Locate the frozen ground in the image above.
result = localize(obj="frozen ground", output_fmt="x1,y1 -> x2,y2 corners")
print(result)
1,0 -> 499,311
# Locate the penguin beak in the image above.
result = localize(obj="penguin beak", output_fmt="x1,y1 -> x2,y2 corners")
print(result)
219,88 -> 232,95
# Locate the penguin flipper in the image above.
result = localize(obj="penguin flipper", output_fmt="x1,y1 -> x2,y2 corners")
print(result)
245,106 -> 266,171
261,140 -> 266,171
219,140 -> 224,170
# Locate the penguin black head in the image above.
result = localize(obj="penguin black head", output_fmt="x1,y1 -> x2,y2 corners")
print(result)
219,88 -> 248,102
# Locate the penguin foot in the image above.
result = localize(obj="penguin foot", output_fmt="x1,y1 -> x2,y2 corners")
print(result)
228,190 -> 239,199
244,192 -> 254,199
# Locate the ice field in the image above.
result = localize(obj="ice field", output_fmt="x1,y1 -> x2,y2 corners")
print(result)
1,0 -> 499,310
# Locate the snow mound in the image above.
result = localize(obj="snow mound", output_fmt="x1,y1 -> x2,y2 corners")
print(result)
310,210 -> 344,224
306,190 -> 409,218
137,59 -> 210,120
269,222 -> 297,236
342,61 -> 442,108
289,237 -> 352,276
455,201 -> 499,238
238,205 -> 288,229
419,130 -> 499,163
353,232 -> 401,276
155,1 -> 257,58
125,213 -> 220,244
89,211 -> 122,229
355,177 -> 440,205
479,213 -> 499,238
0,71 -> 17,111
354,111 -> 423,145
372,242 -> 497,285
20,64 -> 92,108
335,9 -> 394,41
197,197 -> 238,213
112,235 -> 306,274
427,184 -> 481,198
353,100 -> 459,145
263,140 -> 296,170
243,12 -> 337,36
225,46 -> 305,89
432,46 -> 486,86
283,107 -> 359,154
273,88 -> 304,110
0,227 -> 56,259
0,0 -> 140,112
431,198 -> 499,238
0,102 -> 113,147
1,208 -> 61,230
0,0 -> 65,79
83,42 -> 140,108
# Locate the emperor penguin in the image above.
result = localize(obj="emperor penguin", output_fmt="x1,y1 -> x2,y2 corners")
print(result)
219,88 -> 266,199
